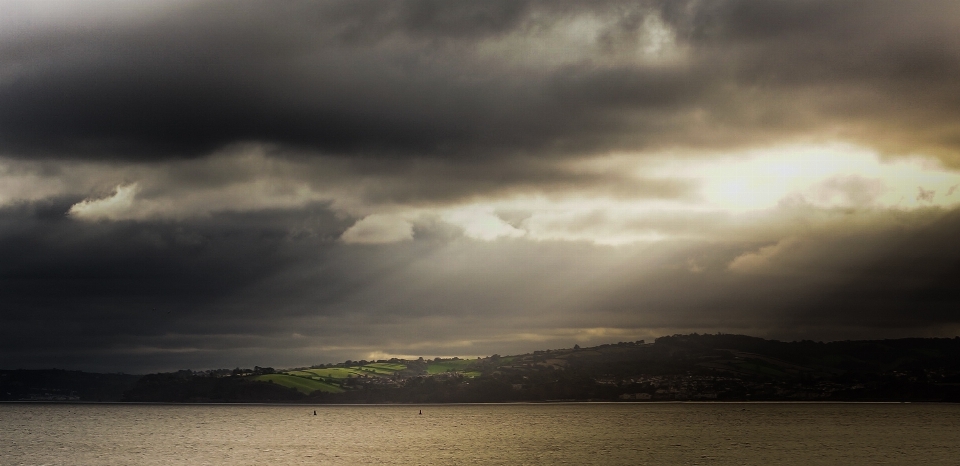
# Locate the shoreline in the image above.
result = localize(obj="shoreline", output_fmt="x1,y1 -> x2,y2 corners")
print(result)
3,400 -> 950,406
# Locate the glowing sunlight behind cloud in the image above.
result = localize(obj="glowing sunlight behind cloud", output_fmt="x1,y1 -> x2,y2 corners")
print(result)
409,144 -> 960,246
682,145 -> 960,212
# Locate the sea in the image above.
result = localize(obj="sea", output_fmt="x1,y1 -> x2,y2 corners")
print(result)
3,402 -> 960,465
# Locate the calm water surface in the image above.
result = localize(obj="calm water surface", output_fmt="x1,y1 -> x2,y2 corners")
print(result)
3,403 -> 960,465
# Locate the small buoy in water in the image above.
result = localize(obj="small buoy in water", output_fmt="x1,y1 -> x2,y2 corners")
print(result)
313,410 -> 317,415
419,410 -> 422,415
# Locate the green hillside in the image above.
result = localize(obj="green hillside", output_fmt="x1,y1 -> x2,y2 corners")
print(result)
427,359 -> 479,376
254,374 -> 343,394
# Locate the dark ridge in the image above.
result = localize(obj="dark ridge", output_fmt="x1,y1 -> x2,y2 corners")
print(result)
6,334 -> 960,403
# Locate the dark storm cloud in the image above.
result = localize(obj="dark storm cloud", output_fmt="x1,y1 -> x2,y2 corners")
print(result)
0,0 -> 565,159
329,155 -> 697,206
3,0 -> 959,167
3,196 -> 960,372
0,198 -> 352,370
584,206 -> 960,341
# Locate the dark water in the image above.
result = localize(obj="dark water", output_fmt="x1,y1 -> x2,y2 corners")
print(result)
3,403 -> 960,465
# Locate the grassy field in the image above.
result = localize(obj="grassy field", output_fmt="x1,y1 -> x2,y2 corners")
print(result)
253,374 -> 344,394
426,359 -> 478,374
299,364 -> 407,379
299,367 -> 377,379
363,363 -> 406,373
286,370 -> 324,378
354,366 -> 393,375
256,361 -> 475,394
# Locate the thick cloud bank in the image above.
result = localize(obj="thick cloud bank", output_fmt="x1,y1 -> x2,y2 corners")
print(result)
3,0 -> 960,164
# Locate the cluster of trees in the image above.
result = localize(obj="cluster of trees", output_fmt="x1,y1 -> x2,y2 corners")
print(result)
122,371 -> 301,402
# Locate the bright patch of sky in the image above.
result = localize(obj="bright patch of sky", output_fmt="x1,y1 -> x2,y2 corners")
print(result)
658,144 -> 960,211
68,183 -> 140,221
430,143 -> 960,245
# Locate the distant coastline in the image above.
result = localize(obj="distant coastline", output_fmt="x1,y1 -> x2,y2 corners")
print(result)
5,333 -> 960,404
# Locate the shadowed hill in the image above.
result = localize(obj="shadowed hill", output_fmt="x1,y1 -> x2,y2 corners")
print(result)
5,334 -> 960,403
0,369 -> 140,401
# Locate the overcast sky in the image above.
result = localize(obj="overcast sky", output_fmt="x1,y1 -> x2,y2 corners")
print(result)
2,0 -> 960,372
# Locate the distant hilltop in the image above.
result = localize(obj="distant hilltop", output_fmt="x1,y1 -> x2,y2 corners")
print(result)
5,334 -> 960,403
